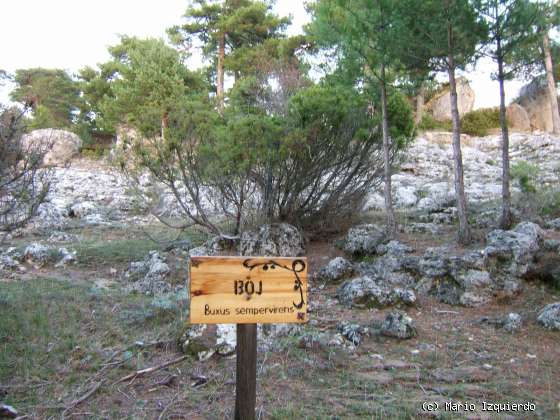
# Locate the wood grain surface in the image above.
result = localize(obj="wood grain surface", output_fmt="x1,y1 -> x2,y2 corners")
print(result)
189,256 -> 308,324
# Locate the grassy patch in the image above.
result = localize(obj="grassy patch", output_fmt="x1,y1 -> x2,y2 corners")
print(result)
74,238 -> 162,267
0,277 -> 185,416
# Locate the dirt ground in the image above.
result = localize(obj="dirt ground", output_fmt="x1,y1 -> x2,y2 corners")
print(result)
1,221 -> 559,419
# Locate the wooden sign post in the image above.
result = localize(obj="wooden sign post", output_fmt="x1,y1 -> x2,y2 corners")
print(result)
190,256 -> 308,419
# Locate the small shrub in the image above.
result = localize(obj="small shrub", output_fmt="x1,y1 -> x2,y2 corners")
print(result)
418,114 -> 452,131
460,107 -> 500,136
511,160 -> 539,193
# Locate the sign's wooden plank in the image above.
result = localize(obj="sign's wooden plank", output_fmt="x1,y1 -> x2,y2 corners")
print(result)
189,256 -> 308,324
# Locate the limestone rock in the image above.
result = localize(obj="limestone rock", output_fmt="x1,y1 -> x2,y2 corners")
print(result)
403,222 -> 442,236
506,103 -> 531,132
124,251 -> 172,295
0,248 -> 25,272
337,276 -> 416,308
47,231 -> 79,243
54,247 -> 77,268
537,302 -> 560,330
545,218 -> 560,231
239,223 -> 305,257
188,236 -> 238,257
22,129 -> 82,167
380,311 -> 417,339
68,201 -> 98,218
394,186 -> 417,207
375,240 -> 414,257
426,78 -> 475,121
23,243 -> 52,265
22,243 -> 76,268
338,321 -> 367,346
517,76 -> 555,132
485,222 -> 544,278
343,224 -> 386,255
316,257 -> 354,283
177,324 -> 216,361
503,312 -> 523,333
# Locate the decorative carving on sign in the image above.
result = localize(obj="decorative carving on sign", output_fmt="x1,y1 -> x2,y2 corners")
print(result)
242,258 -> 306,309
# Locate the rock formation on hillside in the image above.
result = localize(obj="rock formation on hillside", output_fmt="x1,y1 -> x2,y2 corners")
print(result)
516,76 -> 558,132
22,129 -> 82,167
506,103 -> 531,132
426,77 -> 475,121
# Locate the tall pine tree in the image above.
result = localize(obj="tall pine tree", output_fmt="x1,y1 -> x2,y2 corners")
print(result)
395,0 -> 487,245
474,0 -> 541,229
167,0 -> 289,111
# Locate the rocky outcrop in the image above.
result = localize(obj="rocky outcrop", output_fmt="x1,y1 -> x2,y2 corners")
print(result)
485,221 -> 544,278
188,236 -> 238,257
506,103 -> 531,132
239,223 -> 305,257
516,76 -> 557,132
342,224 -> 386,256
316,257 -> 354,283
22,129 -> 82,167
380,311 -> 417,339
426,78 -> 475,121
341,222 -> 544,307
337,276 -> 416,308
365,132 -> 560,215
537,302 -> 560,330
124,251 -> 173,295
0,243 -> 76,271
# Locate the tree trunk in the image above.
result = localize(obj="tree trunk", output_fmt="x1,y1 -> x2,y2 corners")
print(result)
447,24 -> 471,245
217,32 -> 225,112
543,31 -> 560,134
380,62 -> 397,238
497,45 -> 512,229
415,83 -> 425,125
161,112 -> 169,141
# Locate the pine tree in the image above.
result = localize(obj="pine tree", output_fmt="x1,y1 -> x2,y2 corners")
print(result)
167,0 -> 289,111
308,0 -> 416,238
395,0 -> 487,245
474,0 -> 541,229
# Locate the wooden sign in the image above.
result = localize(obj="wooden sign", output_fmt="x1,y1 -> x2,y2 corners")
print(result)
189,256 -> 308,324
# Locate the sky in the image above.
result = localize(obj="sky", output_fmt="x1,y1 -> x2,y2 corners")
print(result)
0,0 -> 529,109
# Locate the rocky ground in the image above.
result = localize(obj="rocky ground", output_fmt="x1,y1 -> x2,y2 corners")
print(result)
1,132 -> 560,419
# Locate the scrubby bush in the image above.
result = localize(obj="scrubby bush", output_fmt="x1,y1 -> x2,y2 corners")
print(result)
511,160 -> 539,193
417,113 -> 452,131
460,107 -> 500,136
0,106 -> 53,239
121,83 -> 396,235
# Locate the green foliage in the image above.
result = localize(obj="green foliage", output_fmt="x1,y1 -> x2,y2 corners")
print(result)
98,36 -> 205,138
123,77 -> 389,233
75,65 -> 116,137
460,107 -> 500,136
10,68 -> 80,129
168,0 -> 290,84
511,160 -> 539,193
475,0 -> 542,79
387,91 -> 415,148
418,114 -> 452,131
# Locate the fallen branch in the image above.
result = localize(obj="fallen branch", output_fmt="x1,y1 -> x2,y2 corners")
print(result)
61,380 -> 104,417
157,394 -> 179,420
113,355 -> 188,386
435,310 -> 460,315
